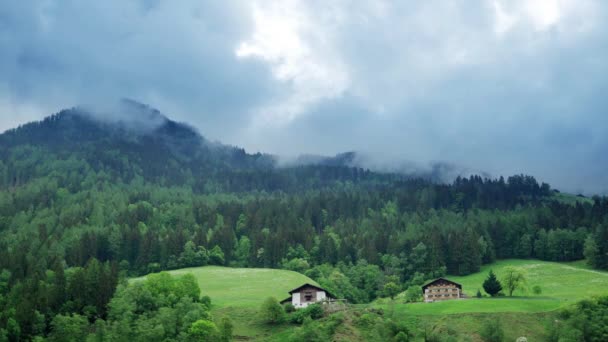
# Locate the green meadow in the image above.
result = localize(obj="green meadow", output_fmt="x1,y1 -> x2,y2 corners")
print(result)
367,259 -> 608,340
132,266 -> 317,308
132,266 -> 318,339
133,260 -> 608,340
374,259 -> 608,316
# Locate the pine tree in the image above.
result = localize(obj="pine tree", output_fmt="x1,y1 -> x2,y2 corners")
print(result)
482,270 -> 502,297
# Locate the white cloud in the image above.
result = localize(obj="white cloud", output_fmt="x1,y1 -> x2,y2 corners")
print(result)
236,0 -> 349,124
491,0 -> 597,35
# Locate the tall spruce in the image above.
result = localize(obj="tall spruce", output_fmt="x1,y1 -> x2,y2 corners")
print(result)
483,270 -> 502,297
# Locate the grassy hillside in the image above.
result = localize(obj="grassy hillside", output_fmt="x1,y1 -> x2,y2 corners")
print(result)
375,259 -> 608,316
367,259 -> 608,341
133,266 -> 318,340
551,191 -> 594,205
133,266 -> 317,308
132,261 -> 608,341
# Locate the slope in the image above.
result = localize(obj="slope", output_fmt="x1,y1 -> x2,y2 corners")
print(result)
132,266 -> 319,340
132,266 -> 317,308
375,259 -> 608,316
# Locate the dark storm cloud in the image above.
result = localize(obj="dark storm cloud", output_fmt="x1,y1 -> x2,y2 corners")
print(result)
0,1 -> 276,136
0,1 -> 607,193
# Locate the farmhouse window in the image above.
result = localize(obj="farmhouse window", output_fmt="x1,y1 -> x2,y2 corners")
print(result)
304,291 -> 313,301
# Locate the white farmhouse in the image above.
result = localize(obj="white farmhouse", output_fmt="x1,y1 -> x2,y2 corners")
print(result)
280,283 -> 336,308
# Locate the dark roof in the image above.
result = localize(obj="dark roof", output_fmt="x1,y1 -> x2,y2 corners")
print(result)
421,278 -> 462,290
288,283 -> 336,299
280,297 -> 292,304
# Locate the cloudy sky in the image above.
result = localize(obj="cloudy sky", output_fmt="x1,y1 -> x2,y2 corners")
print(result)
1,0 -> 607,193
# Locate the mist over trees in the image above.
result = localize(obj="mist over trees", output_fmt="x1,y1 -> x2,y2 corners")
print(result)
0,110 -> 607,339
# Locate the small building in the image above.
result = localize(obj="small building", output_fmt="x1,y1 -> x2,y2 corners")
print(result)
280,283 -> 336,308
422,277 -> 463,302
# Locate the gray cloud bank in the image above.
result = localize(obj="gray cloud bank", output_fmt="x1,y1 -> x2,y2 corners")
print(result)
0,0 -> 607,194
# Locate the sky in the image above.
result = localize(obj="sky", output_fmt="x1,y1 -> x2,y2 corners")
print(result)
0,0 -> 607,193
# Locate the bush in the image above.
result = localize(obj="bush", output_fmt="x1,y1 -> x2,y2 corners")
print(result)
355,313 -> 379,328
404,286 -> 422,303
383,319 -> 411,341
532,285 -> 542,295
480,319 -> 504,342
219,317 -> 233,342
476,289 -> 482,298
282,258 -> 310,273
260,297 -> 285,324
325,313 -> 344,335
188,319 -> 220,342
383,282 -> 401,300
284,303 -> 295,313
289,304 -> 324,324
201,295 -> 212,308
395,331 -> 409,342
307,304 -> 324,319
289,317 -> 325,342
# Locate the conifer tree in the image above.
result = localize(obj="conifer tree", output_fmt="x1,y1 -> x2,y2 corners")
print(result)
482,270 -> 502,297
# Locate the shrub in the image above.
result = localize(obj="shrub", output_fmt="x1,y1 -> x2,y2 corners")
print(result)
282,258 -> 310,273
324,313 -> 344,336
307,304 -> 324,319
188,319 -> 220,342
395,331 -> 409,342
261,297 -> 285,324
219,317 -> 233,342
201,295 -> 212,308
289,304 -> 324,324
284,303 -> 295,313
532,285 -> 542,295
383,319 -> 411,341
289,317 -> 325,342
476,289 -> 482,298
404,286 -> 422,303
384,282 -> 401,300
355,313 -> 379,328
480,319 -> 504,342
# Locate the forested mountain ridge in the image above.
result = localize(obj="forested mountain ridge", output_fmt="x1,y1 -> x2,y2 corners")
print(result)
1,104 -> 608,340
0,101 -> 556,198
0,100 -> 278,190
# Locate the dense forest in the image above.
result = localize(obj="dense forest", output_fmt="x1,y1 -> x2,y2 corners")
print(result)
1,106 -> 607,340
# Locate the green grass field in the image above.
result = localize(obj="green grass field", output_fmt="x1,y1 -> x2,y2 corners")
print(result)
369,259 -> 608,341
132,266 -> 317,308
133,260 -> 608,341
375,259 -> 608,316
132,266 -> 318,340
551,191 -> 594,205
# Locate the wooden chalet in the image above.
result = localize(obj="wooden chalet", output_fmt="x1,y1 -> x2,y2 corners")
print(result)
421,277 -> 463,302
280,283 -> 336,309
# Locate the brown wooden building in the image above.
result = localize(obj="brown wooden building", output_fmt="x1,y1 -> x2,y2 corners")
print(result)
421,278 -> 463,302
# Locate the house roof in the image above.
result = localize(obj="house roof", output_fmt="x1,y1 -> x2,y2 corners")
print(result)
279,297 -> 292,305
421,277 -> 462,291
288,283 -> 336,298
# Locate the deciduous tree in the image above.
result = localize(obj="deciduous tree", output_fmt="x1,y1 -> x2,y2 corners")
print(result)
501,267 -> 526,296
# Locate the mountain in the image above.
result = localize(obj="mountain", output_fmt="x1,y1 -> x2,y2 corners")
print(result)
1,101 -> 494,193
0,100 -> 281,190
0,101 -> 556,197
3,102 -> 608,342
